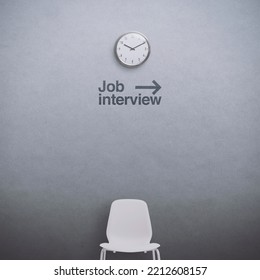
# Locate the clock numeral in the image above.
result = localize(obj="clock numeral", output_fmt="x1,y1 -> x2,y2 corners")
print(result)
120,54 -> 122,57
143,54 -> 145,57
125,58 -> 127,61
120,41 -> 123,44
132,59 -> 133,64
138,58 -> 141,61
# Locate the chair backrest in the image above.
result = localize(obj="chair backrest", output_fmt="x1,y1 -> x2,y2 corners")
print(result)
106,199 -> 153,245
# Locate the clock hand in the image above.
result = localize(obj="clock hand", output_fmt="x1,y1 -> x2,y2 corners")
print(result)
124,44 -> 135,51
132,41 -> 146,50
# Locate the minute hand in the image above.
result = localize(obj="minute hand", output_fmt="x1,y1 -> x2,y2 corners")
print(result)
132,42 -> 146,50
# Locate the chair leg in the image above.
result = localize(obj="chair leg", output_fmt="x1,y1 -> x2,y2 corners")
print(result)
156,249 -> 161,260
100,248 -> 107,260
152,250 -> 156,260
151,249 -> 161,260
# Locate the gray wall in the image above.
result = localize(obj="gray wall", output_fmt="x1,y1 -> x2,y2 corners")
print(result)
0,0 -> 260,260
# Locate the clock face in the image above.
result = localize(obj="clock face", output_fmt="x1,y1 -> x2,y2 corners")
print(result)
115,32 -> 150,67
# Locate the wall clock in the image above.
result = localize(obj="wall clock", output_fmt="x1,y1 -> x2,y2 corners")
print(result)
115,32 -> 150,67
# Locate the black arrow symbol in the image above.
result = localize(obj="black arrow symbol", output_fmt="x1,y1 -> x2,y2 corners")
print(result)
135,80 -> 161,95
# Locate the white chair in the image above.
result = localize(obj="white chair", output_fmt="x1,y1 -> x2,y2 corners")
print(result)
100,199 -> 160,260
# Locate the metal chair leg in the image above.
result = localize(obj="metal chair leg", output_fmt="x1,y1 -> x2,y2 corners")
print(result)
100,248 -> 104,260
156,249 -> 161,260
100,248 -> 107,260
152,250 -> 156,260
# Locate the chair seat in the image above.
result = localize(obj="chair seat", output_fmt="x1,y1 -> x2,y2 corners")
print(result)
100,242 -> 160,253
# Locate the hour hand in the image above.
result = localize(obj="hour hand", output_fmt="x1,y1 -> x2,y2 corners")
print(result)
124,44 -> 134,51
